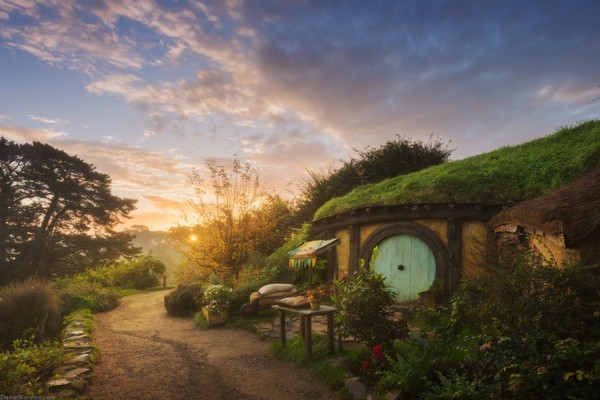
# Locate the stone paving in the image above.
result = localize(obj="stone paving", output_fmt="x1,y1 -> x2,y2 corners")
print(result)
46,314 -> 96,398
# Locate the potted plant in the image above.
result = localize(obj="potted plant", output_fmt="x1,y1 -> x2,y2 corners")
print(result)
418,278 -> 448,308
202,284 -> 231,326
307,287 -> 325,310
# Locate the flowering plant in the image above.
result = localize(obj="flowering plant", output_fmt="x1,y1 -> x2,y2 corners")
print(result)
307,287 -> 325,302
203,284 -> 231,315
359,344 -> 387,380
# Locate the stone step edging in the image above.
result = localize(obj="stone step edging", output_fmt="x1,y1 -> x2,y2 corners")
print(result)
46,312 -> 96,398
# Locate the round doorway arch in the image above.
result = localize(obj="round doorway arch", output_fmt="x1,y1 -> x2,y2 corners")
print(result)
359,222 -> 449,302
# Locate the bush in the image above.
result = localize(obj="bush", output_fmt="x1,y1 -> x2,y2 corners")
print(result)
164,284 -> 204,317
110,255 -> 166,290
52,274 -> 120,314
396,259 -> 600,400
228,282 -> 257,317
0,338 -> 65,395
0,277 -> 62,350
332,249 -> 407,346
455,261 -> 600,399
203,284 -> 232,315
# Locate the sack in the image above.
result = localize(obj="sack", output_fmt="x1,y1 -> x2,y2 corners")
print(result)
258,283 -> 295,296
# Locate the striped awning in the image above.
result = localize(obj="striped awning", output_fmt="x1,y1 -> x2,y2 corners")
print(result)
287,238 -> 340,268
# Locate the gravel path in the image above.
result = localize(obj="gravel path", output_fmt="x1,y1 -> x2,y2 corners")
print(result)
87,290 -> 341,400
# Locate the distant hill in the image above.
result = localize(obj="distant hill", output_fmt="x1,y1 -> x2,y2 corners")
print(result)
315,120 -> 600,219
124,226 -> 183,281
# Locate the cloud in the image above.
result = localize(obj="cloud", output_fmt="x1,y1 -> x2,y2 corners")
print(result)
85,73 -> 141,95
0,122 -> 195,201
2,0 -> 600,229
2,5 -> 143,73
28,115 -> 69,127
145,195 -> 187,210
0,124 -> 68,141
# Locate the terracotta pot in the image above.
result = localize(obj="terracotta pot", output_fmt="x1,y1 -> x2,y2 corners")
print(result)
202,306 -> 228,326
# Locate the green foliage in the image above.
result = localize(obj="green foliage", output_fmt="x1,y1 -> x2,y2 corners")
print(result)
454,261 -> 600,399
423,370 -> 479,400
109,255 -> 166,290
270,335 -> 331,364
229,222 -> 313,305
52,274 -> 120,314
263,223 -> 312,281
0,337 -> 65,395
164,283 -> 204,317
0,277 -> 62,350
193,309 -> 209,329
381,259 -> 600,399
378,338 -> 441,396
332,252 -> 407,346
297,135 -> 452,223
316,120 -> 600,219
270,336 -> 363,391
203,284 -> 232,315
228,282 -> 258,317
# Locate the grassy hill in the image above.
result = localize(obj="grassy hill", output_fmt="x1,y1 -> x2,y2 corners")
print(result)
314,120 -> 600,220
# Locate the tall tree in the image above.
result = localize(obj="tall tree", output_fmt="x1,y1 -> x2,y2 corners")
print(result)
0,138 -> 139,283
0,138 -> 34,276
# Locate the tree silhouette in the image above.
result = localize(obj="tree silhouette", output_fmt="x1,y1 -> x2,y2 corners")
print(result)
0,138 -> 139,283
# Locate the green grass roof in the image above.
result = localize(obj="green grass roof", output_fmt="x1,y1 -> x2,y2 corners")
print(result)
314,120 -> 600,220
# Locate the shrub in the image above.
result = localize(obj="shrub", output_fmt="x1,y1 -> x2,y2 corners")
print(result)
52,274 -> 120,314
457,261 -> 600,399
164,284 -> 204,317
0,277 -> 62,349
228,282 -> 258,317
0,338 -> 64,395
332,249 -> 407,346
203,284 -> 232,315
110,255 -> 166,290
409,259 -> 600,400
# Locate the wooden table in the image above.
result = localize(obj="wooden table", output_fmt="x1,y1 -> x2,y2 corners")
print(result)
272,305 -> 337,357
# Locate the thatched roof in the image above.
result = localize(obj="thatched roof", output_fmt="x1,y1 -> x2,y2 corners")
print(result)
490,167 -> 600,247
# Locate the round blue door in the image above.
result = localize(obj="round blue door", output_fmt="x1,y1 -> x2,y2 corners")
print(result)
373,234 -> 436,302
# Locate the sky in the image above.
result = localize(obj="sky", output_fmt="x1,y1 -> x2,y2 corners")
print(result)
1,0 -> 599,232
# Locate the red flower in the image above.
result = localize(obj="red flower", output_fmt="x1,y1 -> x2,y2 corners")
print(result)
372,344 -> 384,360
361,359 -> 371,370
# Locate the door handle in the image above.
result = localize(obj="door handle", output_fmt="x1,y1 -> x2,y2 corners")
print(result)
397,264 -> 405,271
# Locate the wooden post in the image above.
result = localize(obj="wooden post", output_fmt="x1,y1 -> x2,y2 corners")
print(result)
279,309 -> 286,347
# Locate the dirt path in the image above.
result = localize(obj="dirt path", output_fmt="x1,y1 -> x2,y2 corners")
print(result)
87,290 -> 341,400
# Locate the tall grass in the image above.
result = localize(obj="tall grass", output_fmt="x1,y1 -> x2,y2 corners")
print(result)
0,276 -> 62,350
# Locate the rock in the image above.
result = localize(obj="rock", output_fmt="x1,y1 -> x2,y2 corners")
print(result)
254,322 -> 273,333
346,377 -> 367,400
63,344 -> 95,353
62,367 -> 91,379
47,378 -> 71,388
64,334 -> 91,342
385,390 -> 402,400
64,353 -> 92,366
70,377 -> 87,390
64,329 -> 85,338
